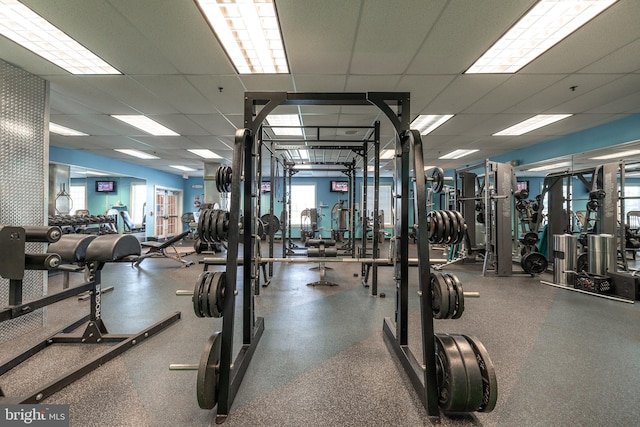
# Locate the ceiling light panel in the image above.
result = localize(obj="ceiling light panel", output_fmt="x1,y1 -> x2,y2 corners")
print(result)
187,149 -> 222,159
590,149 -> 640,160
411,115 -> 454,135
114,149 -> 160,160
379,149 -> 395,160
439,149 -> 479,160
527,161 -> 572,171
49,122 -> 88,136
170,165 -> 196,172
493,114 -> 572,136
266,114 -> 303,136
466,0 -> 617,74
196,0 -> 289,74
111,115 -> 179,136
0,0 -> 120,74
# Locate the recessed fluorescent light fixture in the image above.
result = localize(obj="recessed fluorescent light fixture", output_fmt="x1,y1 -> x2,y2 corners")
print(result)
466,0 -> 617,74
380,149 -> 395,160
0,0 -> 120,74
111,115 -> 179,136
298,149 -> 309,160
590,149 -> 640,160
170,165 -> 196,172
196,0 -> 289,74
187,149 -> 222,159
494,114 -> 572,136
411,115 -> 454,135
527,161 -> 572,172
423,165 -> 436,170
49,123 -> 88,136
114,149 -> 160,160
86,171 -> 109,176
266,114 -> 303,136
439,149 -> 479,160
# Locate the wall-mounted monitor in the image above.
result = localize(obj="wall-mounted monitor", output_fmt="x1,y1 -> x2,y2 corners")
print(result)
330,181 -> 349,193
516,180 -> 529,192
261,181 -> 271,192
95,180 -> 117,193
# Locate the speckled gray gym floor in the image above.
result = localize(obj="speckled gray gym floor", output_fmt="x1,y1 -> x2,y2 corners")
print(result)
2,240 -> 640,427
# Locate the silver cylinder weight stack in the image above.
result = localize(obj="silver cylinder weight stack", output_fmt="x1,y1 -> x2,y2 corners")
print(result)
588,234 -> 616,276
553,234 -> 577,285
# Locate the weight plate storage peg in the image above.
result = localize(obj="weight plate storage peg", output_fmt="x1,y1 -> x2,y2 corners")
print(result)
197,332 -> 222,409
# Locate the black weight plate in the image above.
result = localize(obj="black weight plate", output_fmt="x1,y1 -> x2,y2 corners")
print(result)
427,211 -> 437,242
206,272 -> 224,318
204,271 -> 220,318
192,272 -> 208,318
198,209 -> 209,243
431,274 -> 442,316
434,334 -> 469,412
261,214 -> 281,236
215,271 -> 226,317
462,335 -> 498,412
451,334 -> 484,412
522,232 -> 539,246
257,219 -> 265,237
443,211 -> 458,245
577,253 -> 588,272
521,251 -> 548,275
209,210 -> 220,242
441,273 -> 456,319
224,166 -> 232,192
216,167 -> 223,193
448,273 -> 465,319
217,210 -> 229,242
452,210 -> 466,245
431,167 -> 445,193
435,211 -> 449,244
197,332 -> 222,409
432,273 -> 449,319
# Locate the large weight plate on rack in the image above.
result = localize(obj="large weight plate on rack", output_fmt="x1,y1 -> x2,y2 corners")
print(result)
207,271 -> 226,318
198,209 -> 209,243
462,335 -> 498,412
197,332 -> 222,409
447,273 -> 465,319
441,273 -> 458,319
521,251 -> 548,275
432,273 -> 450,319
443,211 -> 458,245
451,334 -> 484,412
260,214 -> 281,236
431,167 -> 445,193
577,253 -> 588,272
192,272 -> 209,318
434,334 -> 469,412
216,210 -> 229,242
209,210 -> 220,242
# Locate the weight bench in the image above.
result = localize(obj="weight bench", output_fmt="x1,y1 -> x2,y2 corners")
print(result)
135,230 -> 195,267
306,239 -> 338,286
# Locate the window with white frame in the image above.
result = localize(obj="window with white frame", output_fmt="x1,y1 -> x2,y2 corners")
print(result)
290,184 -> 316,226
130,183 -> 147,224
69,184 -> 86,214
361,183 -> 392,227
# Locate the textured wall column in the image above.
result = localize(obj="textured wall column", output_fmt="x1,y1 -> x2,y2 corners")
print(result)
0,59 -> 49,342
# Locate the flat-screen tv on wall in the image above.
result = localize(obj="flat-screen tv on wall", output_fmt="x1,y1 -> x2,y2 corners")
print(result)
261,181 -> 271,192
516,180 -> 529,192
330,181 -> 348,193
95,180 -> 117,193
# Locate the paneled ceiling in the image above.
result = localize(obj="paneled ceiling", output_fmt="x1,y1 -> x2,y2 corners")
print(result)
2,0 -> 640,178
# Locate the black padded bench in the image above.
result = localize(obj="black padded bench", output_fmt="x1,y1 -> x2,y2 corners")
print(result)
135,230 -> 194,267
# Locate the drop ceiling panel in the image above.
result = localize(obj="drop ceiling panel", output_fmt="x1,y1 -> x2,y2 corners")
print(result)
130,136 -> 195,150
554,74 -> 640,113
277,0 -> 360,74
509,74 -> 623,114
344,75 -> 402,92
397,75 -> 457,114
407,0 -> 536,74
108,0 -> 235,74
350,0 -> 437,74
429,114 -> 496,136
239,74 -> 295,91
84,76 -> 179,114
48,78 -> 136,115
142,114 -> 210,136
581,38 -> 640,74
465,74 -> 566,114
293,75 -> 348,92
22,0 -> 180,75
426,74 -> 509,112
0,37 -> 68,76
186,136 -> 234,152
186,114 -> 238,136
186,75 -> 245,115
131,76 -> 219,114
586,90 -> 640,115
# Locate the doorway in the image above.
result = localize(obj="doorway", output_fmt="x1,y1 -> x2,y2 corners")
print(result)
155,187 -> 182,238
